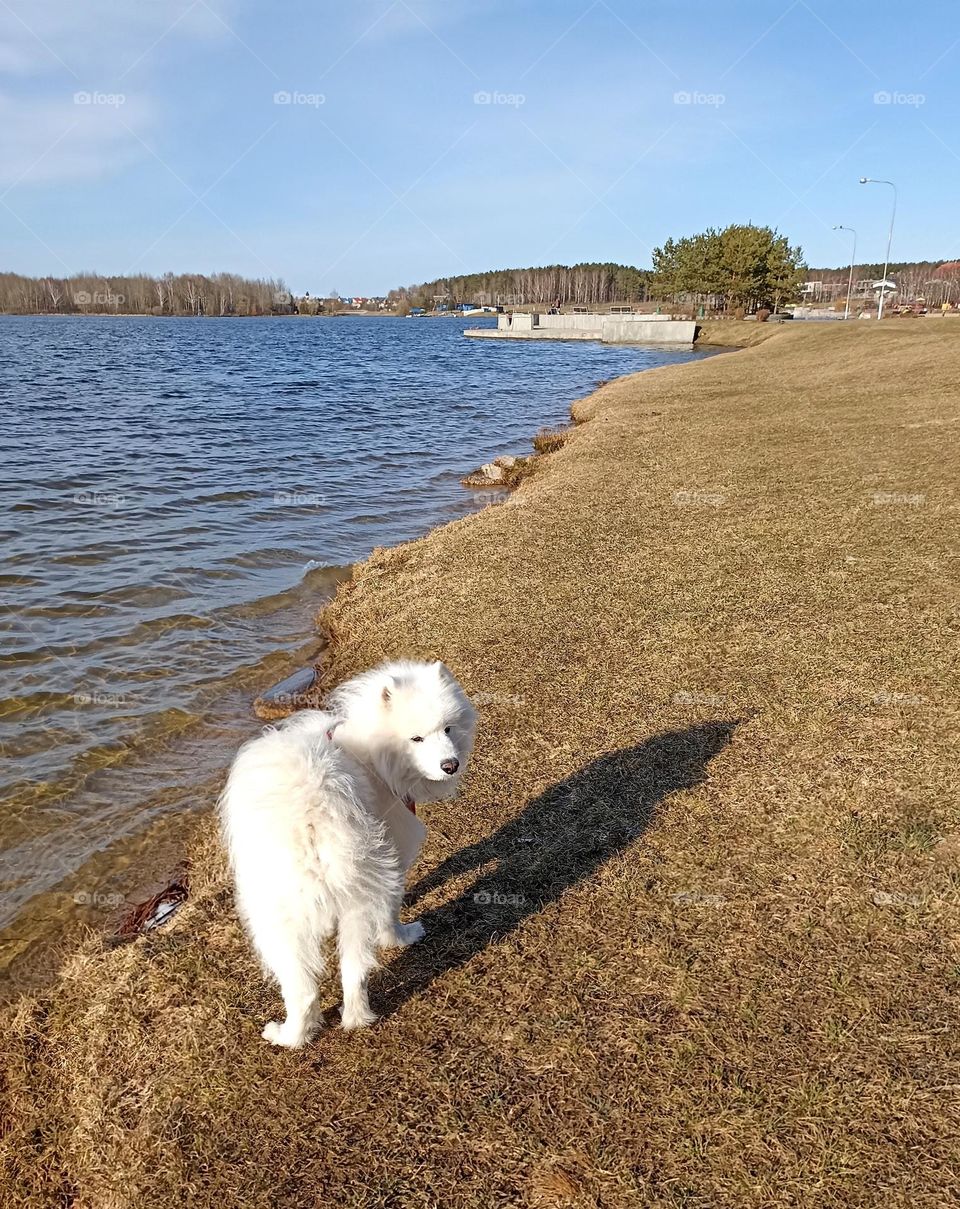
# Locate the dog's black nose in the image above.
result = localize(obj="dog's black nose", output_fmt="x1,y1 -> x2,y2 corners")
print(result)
440,758 -> 459,775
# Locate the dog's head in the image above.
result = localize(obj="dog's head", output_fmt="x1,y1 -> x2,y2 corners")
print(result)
330,659 -> 476,803
377,660 -> 477,800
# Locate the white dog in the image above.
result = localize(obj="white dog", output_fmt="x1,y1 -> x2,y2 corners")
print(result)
220,659 -> 476,1047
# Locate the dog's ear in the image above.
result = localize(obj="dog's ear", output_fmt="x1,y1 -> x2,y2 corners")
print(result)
433,660 -> 450,680
381,677 -> 396,706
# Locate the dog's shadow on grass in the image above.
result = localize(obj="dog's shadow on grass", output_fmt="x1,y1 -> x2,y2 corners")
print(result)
372,720 -> 740,1020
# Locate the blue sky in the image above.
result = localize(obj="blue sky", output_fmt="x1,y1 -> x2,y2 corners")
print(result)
2,1 -> 958,294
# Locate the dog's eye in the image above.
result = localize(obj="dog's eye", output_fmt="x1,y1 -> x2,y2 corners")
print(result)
444,726 -> 451,734
411,735 -> 423,743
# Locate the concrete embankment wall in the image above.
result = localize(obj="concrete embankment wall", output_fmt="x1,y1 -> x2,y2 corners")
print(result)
465,311 -> 696,344
599,318 -> 696,344
532,312 -> 678,331
532,313 -> 606,331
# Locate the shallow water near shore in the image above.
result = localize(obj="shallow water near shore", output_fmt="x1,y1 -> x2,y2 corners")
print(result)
0,313 -> 717,986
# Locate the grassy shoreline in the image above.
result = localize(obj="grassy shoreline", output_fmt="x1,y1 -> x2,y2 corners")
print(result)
4,321 -> 958,1207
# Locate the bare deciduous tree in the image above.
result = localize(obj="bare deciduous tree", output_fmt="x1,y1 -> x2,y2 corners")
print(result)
0,271 -> 291,316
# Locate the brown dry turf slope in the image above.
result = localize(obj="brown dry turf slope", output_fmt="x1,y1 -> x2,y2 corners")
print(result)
2,320 -> 959,1208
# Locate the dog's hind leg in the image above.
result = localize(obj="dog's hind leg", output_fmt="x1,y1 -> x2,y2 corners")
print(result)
337,908 -> 383,1029
380,919 -> 425,947
331,807 -> 405,1028
257,919 -> 326,1048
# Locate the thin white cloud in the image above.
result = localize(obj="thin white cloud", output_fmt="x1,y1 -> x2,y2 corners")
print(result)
361,0 -> 512,42
0,0 -> 232,77
0,93 -> 157,187
0,0 -> 235,186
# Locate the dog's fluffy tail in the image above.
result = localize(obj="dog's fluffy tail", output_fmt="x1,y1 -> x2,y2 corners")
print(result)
219,714 -> 403,985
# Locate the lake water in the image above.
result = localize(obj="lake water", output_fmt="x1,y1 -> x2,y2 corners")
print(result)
0,313 -> 716,981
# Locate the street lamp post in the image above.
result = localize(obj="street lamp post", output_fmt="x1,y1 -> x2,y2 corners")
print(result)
859,177 -> 897,319
832,224 -> 857,320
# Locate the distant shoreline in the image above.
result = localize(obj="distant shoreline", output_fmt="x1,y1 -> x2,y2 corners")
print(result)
0,310 -> 405,319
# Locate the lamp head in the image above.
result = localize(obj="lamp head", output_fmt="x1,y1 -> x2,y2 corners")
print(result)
859,176 -> 869,184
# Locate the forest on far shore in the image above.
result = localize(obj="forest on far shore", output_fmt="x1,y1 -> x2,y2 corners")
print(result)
3,240 -> 958,317
392,237 -> 959,312
0,271 -> 292,316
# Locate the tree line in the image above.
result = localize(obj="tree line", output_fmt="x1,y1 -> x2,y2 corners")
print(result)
390,231 -> 807,314
802,259 -> 960,305
5,241 -> 954,319
390,262 -> 651,309
394,237 -> 960,315
391,226 -> 814,314
0,272 -> 292,316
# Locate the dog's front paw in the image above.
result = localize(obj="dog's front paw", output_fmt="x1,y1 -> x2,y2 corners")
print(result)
262,1020 -> 315,1048
341,1004 -> 379,1030
394,920 -> 425,947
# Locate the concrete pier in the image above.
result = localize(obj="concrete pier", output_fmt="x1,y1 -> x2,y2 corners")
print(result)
464,311 -> 697,345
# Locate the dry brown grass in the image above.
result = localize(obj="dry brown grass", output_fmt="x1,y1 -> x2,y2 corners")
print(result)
694,318 -> 786,347
531,427 -> 569,455
3,321 -> 959,1208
